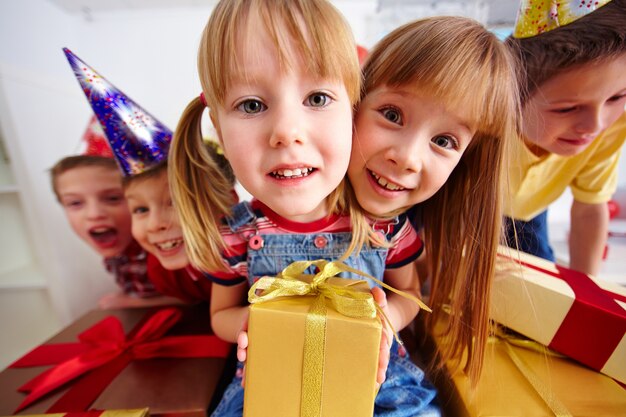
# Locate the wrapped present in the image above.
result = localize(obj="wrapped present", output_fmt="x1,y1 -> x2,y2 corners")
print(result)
420,314 -> 626,417
243,260 -> 429,417
2,409 -> 149,417
0,304 -> 232,416
491,246 -> 626,384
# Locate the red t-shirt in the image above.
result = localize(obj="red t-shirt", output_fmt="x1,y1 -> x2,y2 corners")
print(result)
147,254 -> 212,303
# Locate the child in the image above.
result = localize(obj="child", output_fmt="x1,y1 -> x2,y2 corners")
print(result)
51,153 -> 175,308
503,0 -> 626,275
63,48 -> 229,305
347,16 -> 519,384
168,0 -> 437,415
124,144 -> 236,304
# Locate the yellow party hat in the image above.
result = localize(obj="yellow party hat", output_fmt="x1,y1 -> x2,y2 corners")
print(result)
513,0 -> 613,39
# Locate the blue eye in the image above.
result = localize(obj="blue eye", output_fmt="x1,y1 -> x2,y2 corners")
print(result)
381,107 -> 402,124
64,200 -> 83,209
238,99 -> 266,114
552,106 -> 577,114
104,194 -> 124,204
132,206 -> 148,215
306,93 -> 330,107
432,135 -> 457,150
608,93 -> 626,103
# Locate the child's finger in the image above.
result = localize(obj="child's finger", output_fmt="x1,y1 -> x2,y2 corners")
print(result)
371,286 -> 387,308
372,287 -> 394,349
237,330 -> 248,362
377,332 -> 390,384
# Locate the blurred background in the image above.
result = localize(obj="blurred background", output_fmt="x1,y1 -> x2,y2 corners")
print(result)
0,0 -> 623,368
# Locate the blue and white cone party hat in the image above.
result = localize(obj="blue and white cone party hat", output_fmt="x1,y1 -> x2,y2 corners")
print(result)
63,48 -> 172,176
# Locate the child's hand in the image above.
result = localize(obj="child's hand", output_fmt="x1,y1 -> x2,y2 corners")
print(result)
371,286 -> 393,387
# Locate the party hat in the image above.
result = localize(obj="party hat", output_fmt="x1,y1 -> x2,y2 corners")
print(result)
81,115 -> 114,157
63,48 -> 172,176
357,44 -> 368,67
513,0 -> 612,38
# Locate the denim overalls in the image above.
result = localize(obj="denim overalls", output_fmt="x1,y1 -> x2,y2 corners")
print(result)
211,202 -> 440,417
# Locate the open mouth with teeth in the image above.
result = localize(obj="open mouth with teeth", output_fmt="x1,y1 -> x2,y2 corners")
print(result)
89,227 -> 118,245
369,170 -> 406,191
154,238 -> 184,252
270,167 -> 315,179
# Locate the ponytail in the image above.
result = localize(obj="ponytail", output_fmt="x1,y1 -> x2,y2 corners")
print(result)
169,97 -> 235,272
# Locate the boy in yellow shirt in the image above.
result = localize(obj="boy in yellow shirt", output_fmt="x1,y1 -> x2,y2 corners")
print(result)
504,0 -> 626,275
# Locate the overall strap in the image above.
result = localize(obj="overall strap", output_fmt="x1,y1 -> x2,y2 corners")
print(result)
225,201 -> 257,232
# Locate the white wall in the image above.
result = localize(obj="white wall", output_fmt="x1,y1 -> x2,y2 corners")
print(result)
0,0 -> 119,323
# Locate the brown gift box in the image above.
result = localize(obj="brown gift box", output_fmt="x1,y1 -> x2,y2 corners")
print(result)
420,315 -> 626,417
243,276 -> 382,417
0,304 -> 232,417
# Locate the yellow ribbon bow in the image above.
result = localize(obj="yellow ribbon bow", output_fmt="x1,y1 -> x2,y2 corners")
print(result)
249,259 -> 431,316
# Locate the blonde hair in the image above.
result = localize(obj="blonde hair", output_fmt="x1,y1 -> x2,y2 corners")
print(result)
169,0 -> 362,272
362,16 -> 520,384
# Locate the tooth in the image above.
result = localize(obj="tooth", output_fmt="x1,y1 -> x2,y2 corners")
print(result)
378,177 -> 388,186
283,169 -> 293,177
293,168 -> 302,176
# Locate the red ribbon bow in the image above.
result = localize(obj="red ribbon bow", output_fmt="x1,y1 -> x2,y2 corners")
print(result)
10,307 -> 231,413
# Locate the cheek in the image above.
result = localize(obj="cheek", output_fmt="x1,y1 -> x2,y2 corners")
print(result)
131,220 -> 147,242
522,104 -> 542,133
353,119 -> 383,159
605,107 -> 624,128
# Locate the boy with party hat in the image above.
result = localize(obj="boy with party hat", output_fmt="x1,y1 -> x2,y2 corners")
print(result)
503,0 -> 626,275
63,48 -> 235,304
50,117 -> 181,308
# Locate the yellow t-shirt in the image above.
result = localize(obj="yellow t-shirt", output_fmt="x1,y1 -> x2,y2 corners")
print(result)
504,112 -> 626,221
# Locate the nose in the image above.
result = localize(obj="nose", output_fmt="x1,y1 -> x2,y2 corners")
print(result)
384,133 -> 424,173
268,104 -> 304,147
147,207 -> 169,232
574,108 -> 605,138
85,201 -> 106,220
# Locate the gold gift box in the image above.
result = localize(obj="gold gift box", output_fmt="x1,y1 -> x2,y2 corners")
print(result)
423,317 -> 626,417
243,276 -> 382,417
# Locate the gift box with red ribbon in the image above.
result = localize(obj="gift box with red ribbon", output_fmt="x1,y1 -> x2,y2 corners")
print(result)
491,247 -> 626,384
0,304 -> 232,416
1,408 -> 149,417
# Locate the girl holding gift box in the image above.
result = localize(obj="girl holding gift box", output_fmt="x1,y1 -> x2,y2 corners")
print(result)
168,0 -> 439,416
347,17 -> 519,385
502,0 -> 626,275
